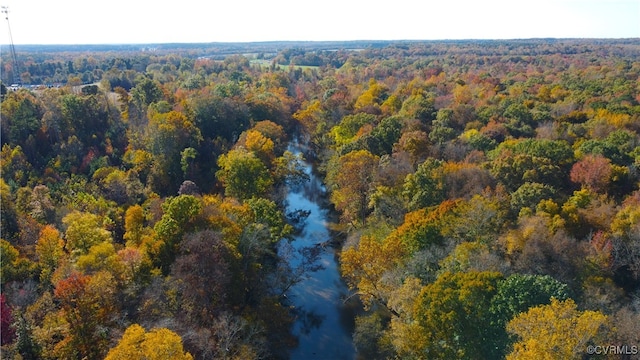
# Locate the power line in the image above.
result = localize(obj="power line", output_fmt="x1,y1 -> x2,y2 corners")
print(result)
2,6 -> 21,85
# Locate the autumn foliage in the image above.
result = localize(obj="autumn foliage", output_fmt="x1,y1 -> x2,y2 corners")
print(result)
570,154 -> 613,193
1,39 -> 639,359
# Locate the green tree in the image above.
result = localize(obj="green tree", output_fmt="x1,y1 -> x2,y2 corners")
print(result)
330,113 -> 376,146
0,91 -> 42,145
460,129 -> 497,152
488,274 -> 571,358
577,129 -> 634,166
159,195 -> 203,232
391,271 -> 503,359
510,182 -> 557,215
0,178 -> 20,241
246,197 -> 292,242
429,108 -> 457,144
1,144 -> 35,189
59,93 -> 109,149
503,103 -> 535,138
180,147 -> 198,179
94,167 -> 130,205
438,241 -> 497,274
400,91 -> 436,123
130,77 -> 163,109
123,149 -> 154,183
146,110 -> 202,194
216,148 -> 273,200
369,115 -> 403,156
151,195 -> 203,273
189,91 -> 250,142
489,141 -> 572,192
403,158 -> 445,211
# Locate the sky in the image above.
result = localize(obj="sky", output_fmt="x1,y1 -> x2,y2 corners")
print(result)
1,0 -> 638,45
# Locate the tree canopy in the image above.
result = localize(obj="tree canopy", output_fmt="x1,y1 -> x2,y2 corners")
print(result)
1,39 -> 638,359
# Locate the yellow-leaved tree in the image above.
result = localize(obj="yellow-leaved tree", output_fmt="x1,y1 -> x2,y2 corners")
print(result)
105,324 -> 193,360
506,298 -> 607,360
35,225 -> 65,284
242,129 -> 275,165
341,234 -> 406,308
327,150 -> 379,225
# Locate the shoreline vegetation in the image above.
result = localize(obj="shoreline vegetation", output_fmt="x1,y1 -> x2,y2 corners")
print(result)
1,38 -> 639,359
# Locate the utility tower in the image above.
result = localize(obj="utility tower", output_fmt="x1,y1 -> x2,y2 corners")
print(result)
2,5 -> 21,86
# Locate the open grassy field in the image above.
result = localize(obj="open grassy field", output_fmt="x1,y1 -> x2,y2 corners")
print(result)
250,59 -> 320,70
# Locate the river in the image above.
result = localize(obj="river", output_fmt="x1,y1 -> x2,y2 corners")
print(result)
281,145 -> 357,360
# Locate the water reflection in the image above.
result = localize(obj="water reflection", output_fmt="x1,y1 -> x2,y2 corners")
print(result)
294,308 -> 326,335
281,145 -> 356,360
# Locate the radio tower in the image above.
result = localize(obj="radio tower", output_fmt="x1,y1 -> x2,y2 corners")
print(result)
2,6 -> 21,86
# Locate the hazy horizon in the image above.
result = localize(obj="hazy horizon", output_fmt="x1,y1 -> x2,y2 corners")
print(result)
1,0 -> 638,46
3,37 -> 640,48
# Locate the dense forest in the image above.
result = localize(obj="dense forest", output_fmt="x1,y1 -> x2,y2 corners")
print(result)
1,39 -> 639,359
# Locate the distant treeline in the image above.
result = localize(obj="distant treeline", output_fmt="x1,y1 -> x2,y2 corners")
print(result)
3,39 -> 639,85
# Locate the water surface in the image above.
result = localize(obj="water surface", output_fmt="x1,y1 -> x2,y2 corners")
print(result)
282,148 -> 356,360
